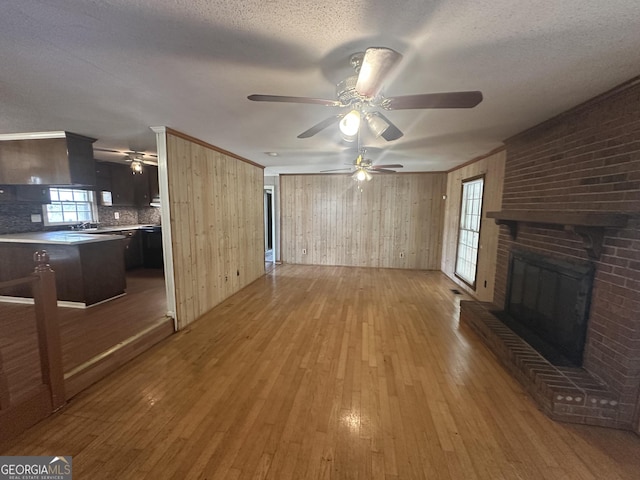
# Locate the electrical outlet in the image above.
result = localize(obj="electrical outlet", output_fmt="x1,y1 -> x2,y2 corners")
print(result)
31,213 -> 42,223
399,252 -> 405,258
302,248 -> 307,255
114,212 -> 120,220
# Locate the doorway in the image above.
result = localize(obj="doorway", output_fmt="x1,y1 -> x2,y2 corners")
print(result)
264,186 -> 275,269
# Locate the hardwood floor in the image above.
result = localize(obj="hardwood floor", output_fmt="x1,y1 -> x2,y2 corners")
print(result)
0,269 -> 167,401
58,268 -> 167,370
2,265 -> 639,479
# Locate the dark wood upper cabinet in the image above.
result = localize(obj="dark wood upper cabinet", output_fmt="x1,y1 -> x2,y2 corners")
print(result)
0,132 -> 96,186
0,185 -> 51,204
95,162 -> 112,191
0,186 -> 17,204
134,166 -> 158,207
148,166 -> 159,201
93,162 -> 158,207
15,185 -> 51,203
109,163 -> 136,206
66,133 -> 97,185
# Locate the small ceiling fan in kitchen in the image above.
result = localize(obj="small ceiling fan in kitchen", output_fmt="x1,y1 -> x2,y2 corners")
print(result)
248,47 -> 483,142
93,148 -> 158,173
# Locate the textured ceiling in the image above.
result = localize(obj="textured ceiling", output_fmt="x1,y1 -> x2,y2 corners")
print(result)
1,0 -> 640,174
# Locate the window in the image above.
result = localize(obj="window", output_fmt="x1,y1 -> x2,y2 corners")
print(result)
455,176 -> 484,288
43,187 -> 97,226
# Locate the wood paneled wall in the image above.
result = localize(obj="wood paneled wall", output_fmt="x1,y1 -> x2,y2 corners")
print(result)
166,131 -> 264,329
441,149 -> 506,302
280,173 -> 446,269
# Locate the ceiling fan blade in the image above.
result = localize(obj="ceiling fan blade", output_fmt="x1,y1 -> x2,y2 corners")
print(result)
386,91 -> 483,110
320,168 -> 353,173
297,114 -> 346,138
94,147 -> 122,153
369,168 -> 397,174
372,112 -> 404,141
355,47 -> 403,98
248,94 -> 341,107
371,164 -> 403,169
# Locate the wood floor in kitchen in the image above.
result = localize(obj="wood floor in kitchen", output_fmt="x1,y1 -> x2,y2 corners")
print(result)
0,268 -> 169,401
2,265 -> 639,479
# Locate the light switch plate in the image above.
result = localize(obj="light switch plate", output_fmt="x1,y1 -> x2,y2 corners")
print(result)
31,213 -> 42,223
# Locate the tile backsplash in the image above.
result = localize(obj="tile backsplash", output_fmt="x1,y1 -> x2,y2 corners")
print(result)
0,203 -> 161,234
97,206 -> 161,227
138,207 -> 162,225
0,204 -> 45,234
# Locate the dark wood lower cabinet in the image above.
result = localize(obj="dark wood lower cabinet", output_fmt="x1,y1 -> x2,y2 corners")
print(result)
0,239 -> 126,306
123,230 -> 143,270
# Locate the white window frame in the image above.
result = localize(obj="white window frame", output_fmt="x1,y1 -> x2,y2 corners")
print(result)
42,187 -> 98,227
455,176 -> 484,288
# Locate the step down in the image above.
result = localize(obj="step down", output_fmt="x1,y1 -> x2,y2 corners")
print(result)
64,317 -> 174,400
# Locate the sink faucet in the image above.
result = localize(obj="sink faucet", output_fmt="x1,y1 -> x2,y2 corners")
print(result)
71,222 -> 92,231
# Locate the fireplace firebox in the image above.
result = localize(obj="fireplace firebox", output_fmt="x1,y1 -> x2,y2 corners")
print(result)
496,250 -> 594,367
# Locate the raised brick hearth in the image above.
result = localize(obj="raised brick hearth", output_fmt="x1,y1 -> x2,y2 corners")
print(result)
461,301 -> 623,427
469,77 -> 640,432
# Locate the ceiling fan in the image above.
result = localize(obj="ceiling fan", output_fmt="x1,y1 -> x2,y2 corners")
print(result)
94,148 -> 158,165
321,148 -> 403,182
248,47 -> 483,141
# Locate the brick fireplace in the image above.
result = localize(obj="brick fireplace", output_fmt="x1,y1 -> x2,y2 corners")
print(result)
462,77 -> 640,431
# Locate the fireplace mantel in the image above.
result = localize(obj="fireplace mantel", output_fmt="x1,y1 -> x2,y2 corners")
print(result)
486,210 -> 629,259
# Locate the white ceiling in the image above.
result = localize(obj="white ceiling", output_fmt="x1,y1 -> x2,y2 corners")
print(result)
1,0 -> 640,175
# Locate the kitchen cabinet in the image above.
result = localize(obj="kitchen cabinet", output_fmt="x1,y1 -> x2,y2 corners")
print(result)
134,171 -> 150,206
0,185 -> 51,204
95,163 -> 157,207
15,185 -> 51,203
134,166 -> 158,207
110,163 -> 136,206
0,232 -> 126,306
0,186 -> 17,203
148,166 -> 159,201
0,132 -> 96,186
142,227 -> 163,268
123,230 -> 143,270
95,162 -> 112,191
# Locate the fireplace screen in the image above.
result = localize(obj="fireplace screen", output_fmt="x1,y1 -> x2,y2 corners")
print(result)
504,250 -> 594,366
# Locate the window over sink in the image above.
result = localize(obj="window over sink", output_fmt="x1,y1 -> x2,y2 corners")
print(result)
43,187 -> 98,226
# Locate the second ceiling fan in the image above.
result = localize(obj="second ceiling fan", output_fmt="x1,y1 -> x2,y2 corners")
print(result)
248,47 -> 483,141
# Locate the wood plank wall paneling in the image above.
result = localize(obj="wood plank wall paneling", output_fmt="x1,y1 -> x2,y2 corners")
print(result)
280,173 -> 446,269
166,133 -> 264,329
441,149 -> 505,302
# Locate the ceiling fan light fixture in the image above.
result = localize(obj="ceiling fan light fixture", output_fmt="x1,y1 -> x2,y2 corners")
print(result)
364,112 -> 390,138
354,168 -> 372,182
339,110 -> 361,136
131,160 -> 143,174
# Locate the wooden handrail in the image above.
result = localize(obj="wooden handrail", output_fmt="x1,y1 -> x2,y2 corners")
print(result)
0,275 -> 37,291
0,250 -> 65,414
0,274 -> 38,411
31,250 -> 65,410
0,345 -> 9,410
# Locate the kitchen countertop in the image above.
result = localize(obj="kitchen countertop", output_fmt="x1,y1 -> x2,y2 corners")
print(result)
82,224 -> 161,233
0,231 -> 125,245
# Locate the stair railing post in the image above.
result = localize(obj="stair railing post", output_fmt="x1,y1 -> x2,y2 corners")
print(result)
32,250 -> 66,409
0,346 -> 9,410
